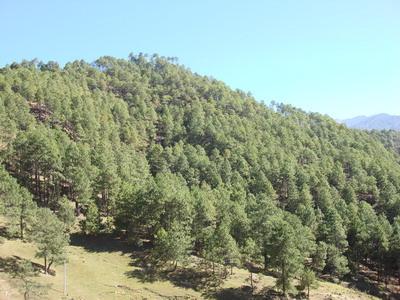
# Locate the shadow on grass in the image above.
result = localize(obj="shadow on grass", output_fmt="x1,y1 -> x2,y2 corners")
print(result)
0,255 -> 44,276
347,272 -> 400,300
0,256 -> 20,274
0,226 -> 8,238
165,267 -> 223,292
0,225 -> 18,240
347,274 -> 382,297
69,232 -> 136,254
204,286 -> 253,300
125,252 -> 225,294
204,286 -> 282,300
70,233 -> 399,299
120,245 -> 288,299
126,266 -> 225,297
0,256 -> 53,299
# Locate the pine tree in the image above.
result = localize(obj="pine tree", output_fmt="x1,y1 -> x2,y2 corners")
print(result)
92,141 -> 121,221
0,166 -> 36,239
296,184 -> 316,229
242,238 -> 262,293
152,222 -> 192,270
13,259 -> 48,300
13,126 -> 62,207
300,268 -> 317,299
391,217 -> 400,285
312,241 -> 328,273
81,201 -> 100,235
265,214 -> 313,295
63,142 -> 92,213
56,196 -> 75,232
30,208 -> 69,274
204,221 -> 240,277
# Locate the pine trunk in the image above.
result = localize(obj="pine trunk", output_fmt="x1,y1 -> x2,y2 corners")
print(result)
47,259 -> 53,274
250,272 -> 253,294
282,261 -> 286,296
264,254 -> 267,270
20,215 -> 24,239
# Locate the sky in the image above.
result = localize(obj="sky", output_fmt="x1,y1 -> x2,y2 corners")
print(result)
1,1 -> 399,119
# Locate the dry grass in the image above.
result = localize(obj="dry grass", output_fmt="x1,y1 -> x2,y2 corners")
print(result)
0,233 -> 379,300
0,237 -> 202,299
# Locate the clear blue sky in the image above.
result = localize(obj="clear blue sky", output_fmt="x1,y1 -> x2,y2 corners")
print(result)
1,1 -> 399,119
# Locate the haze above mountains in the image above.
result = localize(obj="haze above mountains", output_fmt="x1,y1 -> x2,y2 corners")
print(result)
341,113 -> 400,131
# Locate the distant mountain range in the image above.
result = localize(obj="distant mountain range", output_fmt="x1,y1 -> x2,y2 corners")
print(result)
341,114 -> 400,131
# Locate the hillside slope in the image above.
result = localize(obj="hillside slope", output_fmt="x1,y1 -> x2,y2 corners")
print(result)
343,114 -> 400,130
370,130 -> 400,155
0,233 -> 378,300
1,55 -> 400,298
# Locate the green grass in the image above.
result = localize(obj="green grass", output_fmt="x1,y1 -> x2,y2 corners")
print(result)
0,233 -> 378,300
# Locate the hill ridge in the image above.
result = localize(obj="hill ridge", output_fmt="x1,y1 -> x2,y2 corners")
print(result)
342,113 -> 400,130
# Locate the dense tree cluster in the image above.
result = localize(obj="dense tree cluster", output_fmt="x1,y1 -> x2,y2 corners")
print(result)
1,55 -> 400,295
370,129 -> 400,156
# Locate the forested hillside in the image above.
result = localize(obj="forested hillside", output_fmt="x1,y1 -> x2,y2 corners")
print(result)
1,55 -> 400,297
370,130 -> 400,156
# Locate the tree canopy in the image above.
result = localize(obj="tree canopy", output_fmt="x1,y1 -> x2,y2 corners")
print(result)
1,54 -> 400,294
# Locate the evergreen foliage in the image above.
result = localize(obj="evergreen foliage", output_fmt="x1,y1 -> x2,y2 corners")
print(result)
1,55 -> 400,294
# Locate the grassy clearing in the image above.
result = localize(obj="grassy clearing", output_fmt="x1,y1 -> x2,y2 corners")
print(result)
0,237 -> 202,299
0,234 -> 378,300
